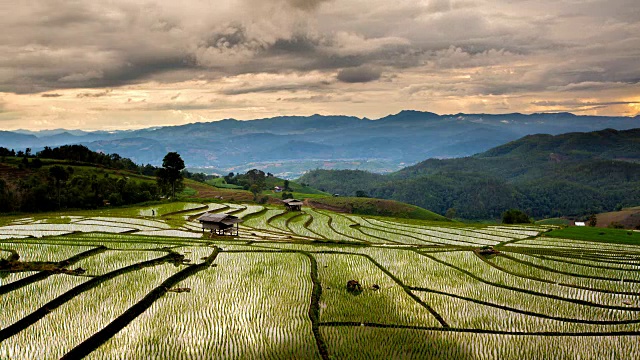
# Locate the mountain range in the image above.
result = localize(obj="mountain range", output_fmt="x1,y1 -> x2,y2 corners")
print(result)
1,111 -> 639,177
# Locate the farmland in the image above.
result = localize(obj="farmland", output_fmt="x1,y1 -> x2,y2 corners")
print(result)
1,202 -> 639,358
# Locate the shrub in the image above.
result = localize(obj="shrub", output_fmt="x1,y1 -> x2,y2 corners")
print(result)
502,209 -> 531,224
608,222 -> 624,229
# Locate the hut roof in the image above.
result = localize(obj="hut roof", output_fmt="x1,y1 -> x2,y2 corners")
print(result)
282,199 -> 304,206
197,213 -> 243,225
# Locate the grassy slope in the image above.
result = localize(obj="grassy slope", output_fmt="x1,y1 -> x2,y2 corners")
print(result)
205,177 -> 243,189
535,218 -> 571,226
203,176 -> 330,200
307,197 -> 450,222
544,226 -> 640,245
264,176 -> 328,195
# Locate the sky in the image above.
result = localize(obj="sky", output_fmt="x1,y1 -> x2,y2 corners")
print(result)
0,0 -> 639,131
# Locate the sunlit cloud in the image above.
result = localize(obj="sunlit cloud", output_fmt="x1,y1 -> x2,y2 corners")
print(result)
0,0 -> 638,130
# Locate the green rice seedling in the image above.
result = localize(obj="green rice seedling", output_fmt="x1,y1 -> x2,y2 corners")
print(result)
496,252 -> 640,285
509,237 -> 640,253
133,229 -> 203,238
74,250 -> 169,276
179,203 -> 228,218
83,217 -> 172,230
286,213 -> 323,239
321,327 -> 470,359
267,210 -> 300,233
364,219 -> 498,246
75,219 -> 161,231
416,290 -> 640,333
0,223 -> 136,237
88,252 -> 320,360
346,216 -> 442,245
137,202 -> 204,217
321,212 -> 387,243
315,253 -> 442,327
243,208 -> 285,230
0,243 -> 98,262
421,251 -> 640,322
0,229 -> 77,239
0,275 -> 89,328
304,209 -> 358,242
0,264 -> 182,359
0,271 -> 38,287
231,205 -> 265,219
41,233 -> 192,249
321,327 -> 640,359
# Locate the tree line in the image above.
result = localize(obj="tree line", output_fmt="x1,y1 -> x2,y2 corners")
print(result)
0,146 -> 211,213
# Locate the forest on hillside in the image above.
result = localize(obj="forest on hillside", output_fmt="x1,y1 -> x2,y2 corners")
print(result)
299,129 -> 640,220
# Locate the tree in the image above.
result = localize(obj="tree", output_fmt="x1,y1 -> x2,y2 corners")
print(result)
245,169 -> 266,200
49,165 -> 69,209
31,157 -> 43,169
283,179 -> 290,191
588,214 -> 597,227
355,190 -> 367,198
157,152 -> 185,198
501,209 -> 530,224
445,208 -> 457,219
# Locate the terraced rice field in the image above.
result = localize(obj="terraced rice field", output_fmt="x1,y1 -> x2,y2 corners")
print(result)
0,203 -> 639,359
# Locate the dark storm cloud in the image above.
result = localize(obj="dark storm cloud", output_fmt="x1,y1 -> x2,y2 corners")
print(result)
336,66 -> 382,83
0,0 -> 639,98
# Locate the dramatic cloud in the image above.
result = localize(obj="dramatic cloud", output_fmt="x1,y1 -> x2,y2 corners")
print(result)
0,0 -> 639,130
337,66 -> 382,83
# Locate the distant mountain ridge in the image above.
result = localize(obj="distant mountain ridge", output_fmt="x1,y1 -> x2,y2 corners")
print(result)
299,128 -> 640,220
1,111 -> 638,176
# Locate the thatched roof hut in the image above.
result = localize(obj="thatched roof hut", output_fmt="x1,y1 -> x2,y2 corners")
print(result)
197,212 -> 243,236
282,198 -> 303,211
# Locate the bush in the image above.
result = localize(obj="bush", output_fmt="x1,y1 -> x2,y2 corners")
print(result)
502,209 -> 531,224
608,222 -> 624,229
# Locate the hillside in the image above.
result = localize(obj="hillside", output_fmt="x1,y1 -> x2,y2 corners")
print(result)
3,111 -> 639,177
306,197 -> 450,221
595,206 -> 640,229
299,128 -> 640,221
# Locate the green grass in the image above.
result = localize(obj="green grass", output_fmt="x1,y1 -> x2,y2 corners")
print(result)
205,178 -> 243,189
544,226 -> 640,245
308,197 -> 450,222
180,187 -> 198,196
45,216 -> 72,224
535,218 -> 570,226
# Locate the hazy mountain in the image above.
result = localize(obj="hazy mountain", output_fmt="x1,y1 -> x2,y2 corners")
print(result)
1,111 -> 638,176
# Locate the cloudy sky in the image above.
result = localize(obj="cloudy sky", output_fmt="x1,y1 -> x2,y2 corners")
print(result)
1,0 -> 639,130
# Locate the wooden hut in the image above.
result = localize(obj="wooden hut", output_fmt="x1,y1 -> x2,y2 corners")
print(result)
197,213 -> 243,236
282,198 -> 303,211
